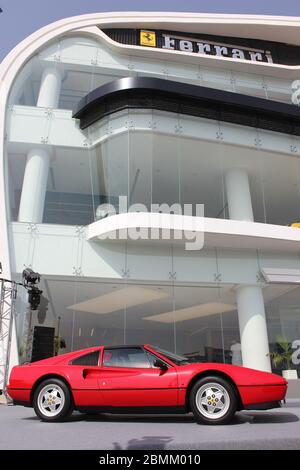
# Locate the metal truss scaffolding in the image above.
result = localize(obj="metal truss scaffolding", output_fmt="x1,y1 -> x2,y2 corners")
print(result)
0,279 -> 17,394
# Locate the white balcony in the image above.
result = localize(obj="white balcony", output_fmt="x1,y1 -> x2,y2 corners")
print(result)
87,212 -> 300,252
8,106 -> 300,156
7,105 -> 86,148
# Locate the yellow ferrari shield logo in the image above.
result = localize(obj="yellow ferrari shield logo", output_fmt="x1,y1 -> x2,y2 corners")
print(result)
140,30 -> 156,47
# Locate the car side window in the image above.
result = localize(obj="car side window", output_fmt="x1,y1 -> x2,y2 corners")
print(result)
70,350 -> 99,366
103,348 -> 151,368
146,351 -> 170,368
146,351 -> 163,367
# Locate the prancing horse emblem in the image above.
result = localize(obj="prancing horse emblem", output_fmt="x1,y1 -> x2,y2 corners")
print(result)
140,31 -> 156,47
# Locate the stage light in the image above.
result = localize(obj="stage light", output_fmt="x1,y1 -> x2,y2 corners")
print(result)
27,287 -> 42,310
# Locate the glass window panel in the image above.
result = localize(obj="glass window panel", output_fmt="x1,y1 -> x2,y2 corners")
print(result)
125,284 -> 175,351
263,76 -> 293,104
220,129 -> 266,223
128,125 -> 152,211
179,120 -> 225,218
43,147 -> 94,225
233,72 -> 266,99
265,285 -> 300,376
70,281 -> 126,351
107,112 -> 129,214
201,68 -> 232,92
152,129 -> 180,211
260,149 -> 300,226
218,287 -> 241,365
88,122 -> 110,222
173,286 -> 224,362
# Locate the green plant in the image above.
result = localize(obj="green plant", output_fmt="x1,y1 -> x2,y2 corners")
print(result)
54,336 -> 66,356
18,341 -> 32,363
268,335 -> 294,370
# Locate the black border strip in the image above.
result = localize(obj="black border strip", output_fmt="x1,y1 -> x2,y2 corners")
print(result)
73,77 -> 300,135
0,451 -> 294,465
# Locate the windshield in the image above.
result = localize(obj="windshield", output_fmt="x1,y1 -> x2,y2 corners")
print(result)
148,345 -> 192,365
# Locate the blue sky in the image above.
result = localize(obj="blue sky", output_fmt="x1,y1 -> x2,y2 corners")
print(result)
1,0 -> 300,60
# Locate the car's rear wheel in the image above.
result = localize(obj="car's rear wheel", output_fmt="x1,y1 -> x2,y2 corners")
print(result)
189,376 -> 237,425
33,378 -> 73,422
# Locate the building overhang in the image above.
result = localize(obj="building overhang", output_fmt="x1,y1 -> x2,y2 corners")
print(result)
261,267 -> 300,283
87,213 -> 300,252
73,76 -> 300,134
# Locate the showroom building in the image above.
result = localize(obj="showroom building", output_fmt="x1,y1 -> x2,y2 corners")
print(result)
2,12 -> 300,388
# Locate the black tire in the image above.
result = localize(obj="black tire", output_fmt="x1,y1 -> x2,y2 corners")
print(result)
189,375 -> 237,425
33,378 -> 73,422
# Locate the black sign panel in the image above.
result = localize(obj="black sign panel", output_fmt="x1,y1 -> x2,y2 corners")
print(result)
102,28 -> 300,66
73,77 -> 300,136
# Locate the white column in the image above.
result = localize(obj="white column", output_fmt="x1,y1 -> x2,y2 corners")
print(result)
18,148 -> 50,223
18,67 -> 62,223
225,169 -> 270,371
37,67 -> 62,108
225,168 -> 254,221
236,285 -> 271,372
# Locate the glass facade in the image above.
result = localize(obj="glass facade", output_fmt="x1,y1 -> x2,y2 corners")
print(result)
4,33 -> 300,376
8,109 -> 300,227
16,278 -> 239,364
14,275 -> 300,376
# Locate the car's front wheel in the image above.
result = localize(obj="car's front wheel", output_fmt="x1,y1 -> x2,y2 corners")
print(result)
33,378 -> 73,422
189,376 -> 237,425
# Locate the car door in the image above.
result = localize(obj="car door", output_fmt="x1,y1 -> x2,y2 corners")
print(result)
66,348 -> 104,406
98,346 -> 178,407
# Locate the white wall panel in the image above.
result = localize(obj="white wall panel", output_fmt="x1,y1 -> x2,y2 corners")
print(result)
81,240 -> 126,279
126,243 -> 172,282
11,223 -> 78,275
216,249 -> 260,284
173,247 -> 217,283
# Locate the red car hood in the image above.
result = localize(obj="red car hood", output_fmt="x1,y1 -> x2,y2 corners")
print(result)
180,362 -> 287,386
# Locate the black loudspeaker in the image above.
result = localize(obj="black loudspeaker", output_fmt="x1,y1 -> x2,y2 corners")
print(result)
31,326 -> 55,362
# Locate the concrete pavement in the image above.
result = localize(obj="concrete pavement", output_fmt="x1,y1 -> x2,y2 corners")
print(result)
0,400 -> 300,450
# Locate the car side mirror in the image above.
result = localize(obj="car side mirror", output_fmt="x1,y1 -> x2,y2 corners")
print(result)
154,359 -> 168,370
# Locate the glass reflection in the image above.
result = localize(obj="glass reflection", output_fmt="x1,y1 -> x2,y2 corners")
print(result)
17,278 -> 240,365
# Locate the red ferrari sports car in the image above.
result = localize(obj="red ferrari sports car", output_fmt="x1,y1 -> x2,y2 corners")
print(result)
7,344 -> 287,424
